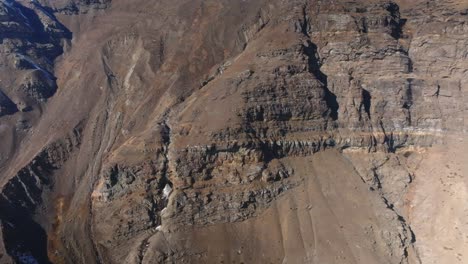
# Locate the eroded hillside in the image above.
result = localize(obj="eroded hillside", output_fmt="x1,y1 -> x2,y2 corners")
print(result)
0,0 -> 467,263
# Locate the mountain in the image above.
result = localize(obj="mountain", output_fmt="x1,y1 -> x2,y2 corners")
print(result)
0,0 -> 467,263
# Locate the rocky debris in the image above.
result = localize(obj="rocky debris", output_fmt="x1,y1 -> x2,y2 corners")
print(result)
37,0 -> 111,14
0,0 -> 69,115
0,0 -> 71,201
90,158 -> 168,250
18,70 -> 57,101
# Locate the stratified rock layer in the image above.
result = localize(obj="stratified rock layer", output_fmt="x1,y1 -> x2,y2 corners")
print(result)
0,0 -> 466,263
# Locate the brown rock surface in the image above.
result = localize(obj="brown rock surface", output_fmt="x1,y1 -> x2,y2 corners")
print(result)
0,0 -> 466,263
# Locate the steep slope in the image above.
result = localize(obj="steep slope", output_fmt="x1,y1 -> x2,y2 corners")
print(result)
0,0 -> 466,263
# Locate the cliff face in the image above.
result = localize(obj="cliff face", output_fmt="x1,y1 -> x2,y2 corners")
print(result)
0,0 -> 466,263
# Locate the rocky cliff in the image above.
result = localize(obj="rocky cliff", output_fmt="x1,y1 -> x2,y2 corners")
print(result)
0,0 -> 467,263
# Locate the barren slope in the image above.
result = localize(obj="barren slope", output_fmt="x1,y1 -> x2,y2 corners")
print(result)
0,0 -> 467,263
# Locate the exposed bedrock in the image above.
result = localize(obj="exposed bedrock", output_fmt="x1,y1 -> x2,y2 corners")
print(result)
0,0 -> 466,263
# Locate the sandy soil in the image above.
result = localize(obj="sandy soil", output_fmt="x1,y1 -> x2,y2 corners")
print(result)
408,133 -> 468,264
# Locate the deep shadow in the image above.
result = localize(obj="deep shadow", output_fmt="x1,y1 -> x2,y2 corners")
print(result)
0,151 -> 59,264
361,89 -> 371,118
303,41 -> 339,120
1,196 -> 52,264
383,2 -> 406,40
0,90 -> 19,116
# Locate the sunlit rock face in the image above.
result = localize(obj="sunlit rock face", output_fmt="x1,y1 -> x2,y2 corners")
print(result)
0,0 -> 466,263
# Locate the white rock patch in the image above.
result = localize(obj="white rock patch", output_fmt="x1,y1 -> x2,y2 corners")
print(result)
162,184 -> 172,199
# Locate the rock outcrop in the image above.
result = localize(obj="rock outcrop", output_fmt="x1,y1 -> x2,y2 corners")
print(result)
0,0 -> 466,263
